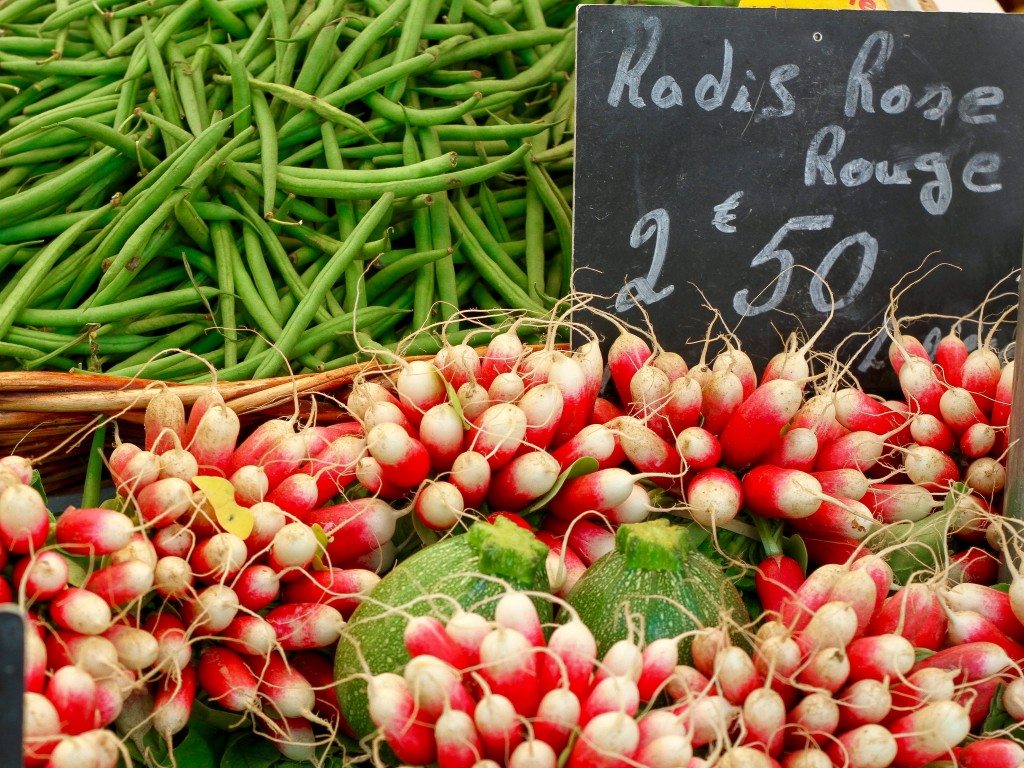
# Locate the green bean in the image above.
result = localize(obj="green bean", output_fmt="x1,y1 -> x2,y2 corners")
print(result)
313,0 -> 409,97
208,44 -> 252,138
114,313 -> 210,336
110,0 -> 180,18
0,94 -> 119,150
290,18 -> 345,103
250,89 -> 278,219
104,322 -> 210,374
168,42 -> 205,136
85,13 -> 113,54
360,91 -> 485,128
366,247 -> 450,305
224,186 -> 329,323
91,217 -> 185,306
383,0 -> 432,103
81,423 -> 107,508
189,35 -> 213,131
456,191 -> 528,292
135,109 -> 194,143
237,222 -> 283,323
221,162 -> 332,224
198,0 -> 249,38
521,146 -> 571,296
245,152 -> 457,186
275,143 -> 529,200
9,326 -> 152,356
0,139 -> 92,168
0,205 -> 110,339
21,76 -> 119,116
448,203 -> 544,316
0,147 -> 124,223
247,77 -> 377,142
0,54 -> 130,77
284,0 -> 336,43
142,18 -> 181,135
59,117 -> 160,169
19,287 -> 219,327
113,0 -> 201,61
0,0 -> 56,25
253,192 -> 393,379
208,221 -> 238,367
524,182 -> 546,304
0,37 -> 91,58
41,0 -> 126,31
173,197 -> 212,252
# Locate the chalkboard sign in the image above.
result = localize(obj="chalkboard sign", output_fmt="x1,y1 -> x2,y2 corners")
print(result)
0,609 -> 23,768
573,6 -> 1024,386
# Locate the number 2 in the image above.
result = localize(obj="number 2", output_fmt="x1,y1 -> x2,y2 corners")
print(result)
615,208 -> 675,313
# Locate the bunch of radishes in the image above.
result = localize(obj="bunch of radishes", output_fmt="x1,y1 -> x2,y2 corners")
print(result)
364,550 -> 1024,768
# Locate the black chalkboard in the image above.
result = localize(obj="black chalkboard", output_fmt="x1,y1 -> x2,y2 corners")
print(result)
0,610 -> 23,768
572,6 -> 1024,388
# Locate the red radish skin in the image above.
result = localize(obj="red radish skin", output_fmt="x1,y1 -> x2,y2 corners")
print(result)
864,483 -> 937,523
763,427 -> 819,472
789,497 -> 875,541
566,710 -> 639,768
24,626 -> 46,694
713,347 -> 757,399
306,498 -> 406,564
290,651 -> 344,727
449,450 -> 492,510
233,564 -> 280,611
958,738 -> 1024,768
189,404 -> 241,477
46,665 -> 98,735
487,451 -> 559,512
144,613 -> 191,674
898,358 -> 946,419
366,422 -> 431,489
280,567 -> 378,616
580,675 -> 639,726
495,591 -> 544,647
243,501 -> 286,555
395,359 -> 448,426
824,724 -> 898,768
939,386 -> 988,435
535,530 -> 587,596
605,483 -> 652,525
742,687 -> 785,755
265,602 -> 344,650
609,331 -> 654,407
265,472 -> 319,517
792,395 -> 849,449
756,554 -> 805,617
443,611 -> 490,670
549,352 -> 595,446
480,626 -> 543,717
610,416 -> 683,492
538,620 -> 598,701
542,517 -> 615,566
742,466 -> 822,520
547,467 -> 637,520
403,653 -> 475,721
691,628 -> 729,679
137,477 -> 193,526
665,665 -> 713,701
229,420 -> 294,474
833,388 -> 907,438
304,435 -> 363,506
845,634 -> 915,682
699,370 -> 744,437
797,646 -> 850,693
218,614 -> 277,656
838,678 -> 892,730
867,584 -> 947,651
664,375 -> 703,434
908,413 -> 956,452
826,568 -> 881,636
516,383 -> 565,454
244,653 -> 316,720
785,692 -> 840,749
949,547 -> 1000,585
719,379 -> 804,470
153,663 -> 197,739
467,402 -> 529,471
404,616 -> 470,669
912,641 -> 1012,682
197,646 -> 259,713
597,639 -> 644,684
676,427 -> 722,472
190,532 -> 248,582
434,342 -> 481,390
186,584 -> 240,633
944,610 -> 1024,660
475,691 -> 524,762
942,583 -> 1024,641
686,467 -> 743,527
0,484 -> 50,555
637,638 -> 678,702
934,329 -> 968,386
714,645 -> 761,704
591,397 -> 626,424
55,507 -> 134,556
779,563 -> 845,632
814,431 -> 885,473
50,587 -> 113,635
435,708 -> 482,768
417,403 -> 466,473
960,421 -> 996,457
550,424 -> 625,472
888,700 -> 969,768
111,446 -> 162,496
14,551 -> 69,602
811,469 -> 869,501
960,347 -> 1001,415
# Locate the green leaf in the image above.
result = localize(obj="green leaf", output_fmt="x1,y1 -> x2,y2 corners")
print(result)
311,523 -> 331,571
524,456 -> 599,515
440,371 -> 470,429
412,510 -> 441,545
192,700 -> 248,731
220,732 -> 280,768
914,647 -> 937,663
65,555 -> 91,588
173,725 -> 219,768
29,469 -> 47,507
782,534 -> 809,574
991,582 -> 1012,593
983,683 -> 1014,734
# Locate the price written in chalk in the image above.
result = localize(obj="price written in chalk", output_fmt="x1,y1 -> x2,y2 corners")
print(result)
573,6 -> 1024,386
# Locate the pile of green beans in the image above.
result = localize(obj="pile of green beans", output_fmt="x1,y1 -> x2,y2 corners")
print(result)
0,0 -> 729,382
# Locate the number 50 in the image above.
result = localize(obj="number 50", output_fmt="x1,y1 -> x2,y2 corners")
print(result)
732,216 -> 879,317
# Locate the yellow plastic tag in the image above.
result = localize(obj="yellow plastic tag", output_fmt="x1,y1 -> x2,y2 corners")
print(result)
738,0 -> 889,8
193,476 -> 254,540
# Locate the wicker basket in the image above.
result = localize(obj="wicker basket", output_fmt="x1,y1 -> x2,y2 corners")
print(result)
0,361 -> 410,494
